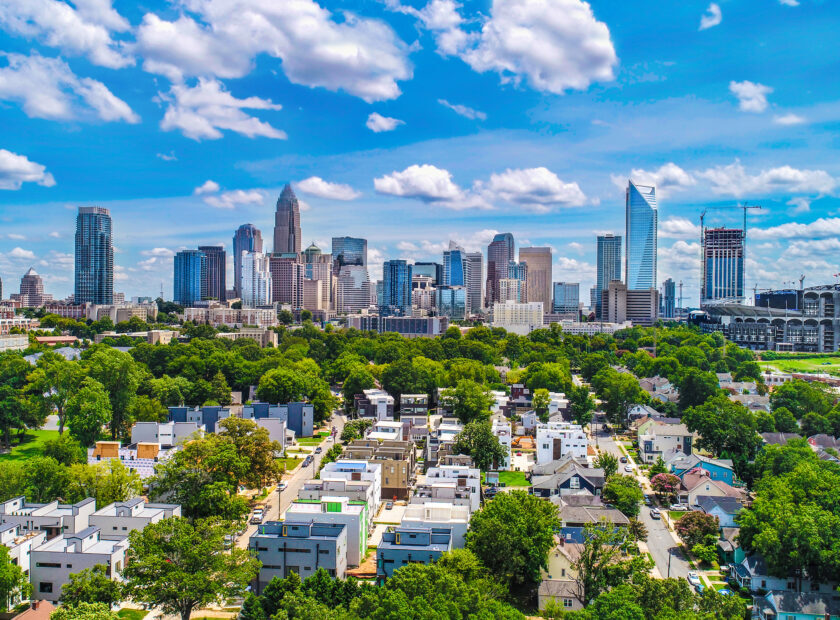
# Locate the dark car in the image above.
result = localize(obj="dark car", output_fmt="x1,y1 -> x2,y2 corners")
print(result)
303,456 -> 313,467
619,456 -> 628,463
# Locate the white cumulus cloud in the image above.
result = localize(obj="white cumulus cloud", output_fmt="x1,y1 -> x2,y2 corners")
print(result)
366,112 -> 404,132
611,162 -> 696,198
787,197 -> 811,214
485,167 -> 587,211
386,0 -> 470,56
773,113 -> 806,125
0,53 -> 138,123
0,0 -> 132,69
141,247 -> 176,257
136,0 -> 412,102
729,80 -> 772,113
697,160 -> 837,197
660,217 -> 700,239
752,218 -> 840,241
699,3 -> 722,30
203,189 -> 265,209
7,247 -> 36,260
159,78 -> 285,141
374,164 -> 490,210
0,148 -> 56,190
297,177 -> 361,201
194,180 -> 220,195
438,99 -> 487,120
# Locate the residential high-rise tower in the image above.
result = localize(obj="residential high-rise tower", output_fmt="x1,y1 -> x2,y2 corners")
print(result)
595,234 -> 622,318
241,251 -> 272,307
465,251 -> 483,313
552,282 -> 579,314
74,206 -> 113,305
519,247 -> 552,314
702,228 -> 744,304
625,181 -> 658,290
173,249 -> 206,307
332,237 -> 367,269
485,233 -> 515,307
274,184 -> 302,254
233,224 -> 263,299
198,245 -> 226,302
380,260 -> 413,317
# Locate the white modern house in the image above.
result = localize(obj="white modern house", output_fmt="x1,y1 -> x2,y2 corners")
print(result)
0,497 -> 96,539
491,416 -> 512,470
424,465 -> 481,512
366,420 -> 404,442
400,502 -> 470,549
536,423 -> 588,464
0,523 -> 46,575
30,527 -> 128,602
283,497 -> 368,567
319,460 -> 383,516
89,499 -> 181,540
130,421 -> 203,446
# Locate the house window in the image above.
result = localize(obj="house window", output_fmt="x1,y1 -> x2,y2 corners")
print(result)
563,599 -> 573,608
39,583 -> 53,593
561,569 -> 566,577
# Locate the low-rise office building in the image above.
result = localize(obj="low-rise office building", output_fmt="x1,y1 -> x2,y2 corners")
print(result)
376,527 -> 452,584
535,423 -> 588,464
249,521 -> 348,590
30,527 -> 128,603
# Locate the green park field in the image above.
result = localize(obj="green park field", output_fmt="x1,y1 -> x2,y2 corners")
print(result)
758,355 -> 840,376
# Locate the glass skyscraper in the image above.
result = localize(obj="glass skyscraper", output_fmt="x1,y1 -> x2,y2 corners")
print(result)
485,232 -> 515,307
702,228 -> 744,304
412,262 -> 442,285
233,224 -> 263,299
443,242 -> 467,287
436,286 -> 467,320
274,184 -> 302,254
662,277 -> 676,318
173,249 -> 206,307
625,181 -> 658,290
198,245 -> 226,301
332,237 -> 367,268
595,234 -> 622,318
552,282 -> 579,314
380,259 -> 412,316
74,206 -> 113,305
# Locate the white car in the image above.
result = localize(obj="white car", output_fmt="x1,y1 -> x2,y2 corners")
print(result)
686,572 -> 701,587
670,503 -> 689,511
624,465 -> 634,472
278,482 -> 287,491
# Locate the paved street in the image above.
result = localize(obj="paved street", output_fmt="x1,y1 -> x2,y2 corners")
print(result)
594,423 -> 690,580
236,412 -> 346,549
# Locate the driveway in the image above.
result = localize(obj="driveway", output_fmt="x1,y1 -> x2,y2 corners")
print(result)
595,426 -> 690,580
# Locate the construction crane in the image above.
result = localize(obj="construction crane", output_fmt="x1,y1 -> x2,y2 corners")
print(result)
699,203 -> 763,304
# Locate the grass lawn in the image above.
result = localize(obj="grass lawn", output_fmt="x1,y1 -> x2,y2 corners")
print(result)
668,511 -> 687,521
499,471 -> 531,487
277,457 -> 302,472
0,430 -> 60,461
297,436 -> 325,446
116,609 -> 146,620
759,356 -> 840,376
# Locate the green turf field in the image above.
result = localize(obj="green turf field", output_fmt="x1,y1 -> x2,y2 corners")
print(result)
759,356 -> 840,376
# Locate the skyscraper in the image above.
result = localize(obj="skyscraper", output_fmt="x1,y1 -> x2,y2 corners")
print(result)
173,250 -> 206,307
269,254 -> 304,308
465,251 -> 483,313
702,228 -> 744,304
74,206 -> 113,305
413,262 -> 442,285
331,237 -> 367,269
485,233 -> 515,307
436,286 -> 467,320
519,247 -> 552,314
12,268 -> 53,307
233,224 -> 262,299
336,265 -> 371,314
552,282 -> 579,314
662,278 -> 676,318
380,260 -> 412,317
198,245 -> 226,302
499,260 -> 528,303
595,234 -> 622,318
274,184 -> 302,254
442,242 -> 467,287
241,251 -> 272,307
625,181 -> 658,290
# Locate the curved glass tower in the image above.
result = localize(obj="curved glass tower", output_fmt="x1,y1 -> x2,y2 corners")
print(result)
625,181 -> 657,290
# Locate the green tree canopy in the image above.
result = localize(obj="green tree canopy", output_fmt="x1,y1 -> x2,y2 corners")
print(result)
440,380 -> 494,425
452,420 -> 507,472
602,474 -> 643,518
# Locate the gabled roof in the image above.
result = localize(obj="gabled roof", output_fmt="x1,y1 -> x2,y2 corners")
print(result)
761,591 -> 840,615
760,432 -> 802,446
559,505 -> 629,526
532,466 -> 605,490
696,495 -> 743,515
530,455 -> 588,476
681,470 -> 742,498
669,453 -> 734,472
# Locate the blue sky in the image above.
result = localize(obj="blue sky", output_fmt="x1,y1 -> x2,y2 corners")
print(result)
1,0 -> 839,304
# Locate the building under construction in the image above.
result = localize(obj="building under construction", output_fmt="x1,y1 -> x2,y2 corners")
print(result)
702,227 -> 745,305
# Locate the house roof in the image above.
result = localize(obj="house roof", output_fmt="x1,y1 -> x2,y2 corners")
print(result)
681,470 -> 742,498
737,554 -> 768,578
554,495 -> 603,508
532,466 -> 605,490
808,434 -> 840,449
559,505 -> 630,526
668,453 -> 734,472
530,455 -> 589,476
538,579 -> 579,599
760,591 -> 840,616
696,495 -> 743,515
760,432 -> 802,446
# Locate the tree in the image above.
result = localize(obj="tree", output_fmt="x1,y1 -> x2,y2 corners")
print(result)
773,407 -> 799,434
532,388 -> 551,422
209,371 -> 232,406
568,384 -> 596,427
591,369 -> 647,425
122,517 -> 259,620
43,433 -> 86,465
0,461 -> 26,503
256,367 -> 308,404
50,602 -> 116,620
800,412 -> 832,437
277,310 -> 294,325
216,417 -> 283,488
0,385 -> 24,449
649,455 -> 668,477
770,379 -> 832,418
524,362 -> 571,393
677,368 -> 720,411
0,545 -> 30,612
64,460 -> 143,508
28,355 -> 86,434
466,491 -> 559,599
340,419 -> 374,442
66,378 -> 112,447
650,473 -> 680,502
128,395 -> 168,423
691,543 -> 718,566
593,453 -> 618,480
452,420 -> 507,471
440,380 -> 494,425
85,349 -> 143,439
602,474 -> 643,517
60,564 -> 122,607
341,367 -> 375,412
25,456 -> 71,503
674,511 -> 719,548
627,517 -> 648,543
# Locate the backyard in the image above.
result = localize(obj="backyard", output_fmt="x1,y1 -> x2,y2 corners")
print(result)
0,429 -> 60,461
498,471 -> 530,487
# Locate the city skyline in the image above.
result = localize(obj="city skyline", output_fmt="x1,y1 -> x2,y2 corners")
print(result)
1,1 -> 839,301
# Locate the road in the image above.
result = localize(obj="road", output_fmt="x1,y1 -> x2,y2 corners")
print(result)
236,412 -> 346,549
594,423 -> 690,580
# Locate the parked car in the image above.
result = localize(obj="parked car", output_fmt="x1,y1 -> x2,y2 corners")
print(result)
278,482 -> 287,491
670,503 -> 689,511
223,534 -> 234,549
643,495 -> 652,506
315,447 -> 323,454
649,508 -> 661,519
484,486 -> 499,499
385,501 -> 394,510
686,572 -> 701,587
303,456 -> 313,467
250,509 -> 264,524
694,584 -> 705,594
619,456 -> 628,463
624,465 -> 634,472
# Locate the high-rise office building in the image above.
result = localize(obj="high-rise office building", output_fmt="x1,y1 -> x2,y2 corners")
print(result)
625,181 -> 657,290
412,262 -> 442,285
442,242 -> 467,287
499,260 -> 528,303
702,228 -> 744,304
269,254 -> 304,308
662,278 -> 676,318
16,268 -> 53,307
173,250 -> 206,307
241,251 -> 272,307
331,237 -> 367,268
233,224 -> 263,299
302,243 -> 333,310
485,233 -> 515,307
198,245 -> 226,302
595,234 -> 622,318
274,184 -> 302,254
465,252 -> 483,313
336,265 -> 371,314
552,282 -> 579,314
380,260 -> 412,317
519,247 -> 552,314
436,286 -> 467,320
74,206 -> 113,305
